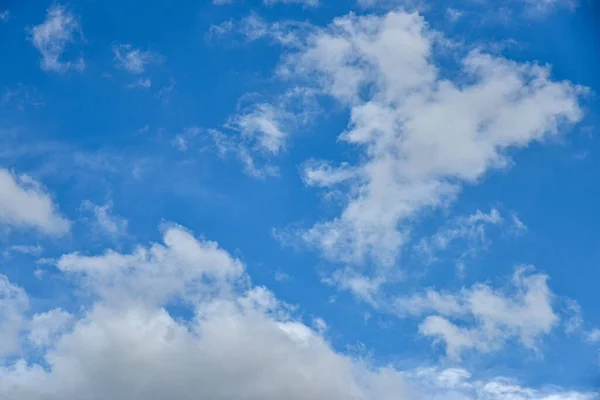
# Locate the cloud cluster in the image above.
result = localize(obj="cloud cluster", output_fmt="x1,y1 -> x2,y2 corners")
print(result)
0,226 -> 592,400
220,11 -> 583,281
258,10 -> 585,295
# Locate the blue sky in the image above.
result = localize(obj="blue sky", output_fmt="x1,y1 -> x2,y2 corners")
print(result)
0,0 -> 600,398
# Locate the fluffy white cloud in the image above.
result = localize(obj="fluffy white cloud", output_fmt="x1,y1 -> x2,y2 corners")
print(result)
276,11 -> 584,284
1,225 -> 408,400
394,267 -> 559,359
29,5 -> 84,72
112,44 -> 160,74
55,225 -> 244,305
0,169 -> 70,236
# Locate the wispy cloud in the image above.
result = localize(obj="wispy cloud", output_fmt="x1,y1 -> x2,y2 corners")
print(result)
29,5 -> 84,72
80,199 -> 128,239
112,44 -> 160,74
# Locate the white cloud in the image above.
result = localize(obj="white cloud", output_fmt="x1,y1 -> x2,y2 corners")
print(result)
275,10 -> 583,284
1,225 -> 407,400
0,10 -> 9,22
55,224 -> 244,305
112,44 -> 160,74
80,199 -> 128,239
29,5 -> 84,72
394,267 -> 559,359
0,169 -> 70,236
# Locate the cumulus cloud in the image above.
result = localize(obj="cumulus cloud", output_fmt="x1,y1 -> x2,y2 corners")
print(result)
394,267 -> 559,359
0,169 -> 70,236
29,5 -> 84,72
271,11 -> 585,290
1,225 -> 406,400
